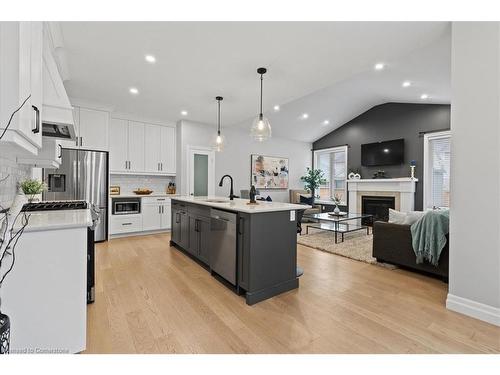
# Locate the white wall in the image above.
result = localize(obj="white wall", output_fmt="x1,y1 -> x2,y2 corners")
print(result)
447,22 -> 500,326
177,120 -> 312,202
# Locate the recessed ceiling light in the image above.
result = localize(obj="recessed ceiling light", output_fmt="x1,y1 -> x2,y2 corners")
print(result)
273,105 -> 280,112
180,110 -> 188,116
301,113 -> 309,119
322,120 -> 330,126
420,94 -> 429,100
129,87 -> 139,95
402,81 -> 411,88
374,63 -> 385,71
145,54 -> 156,63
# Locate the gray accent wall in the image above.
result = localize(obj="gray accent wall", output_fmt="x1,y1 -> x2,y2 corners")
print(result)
313,103 -> 451,210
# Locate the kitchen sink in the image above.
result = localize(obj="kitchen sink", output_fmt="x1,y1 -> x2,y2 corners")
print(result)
203,199 -> 230,203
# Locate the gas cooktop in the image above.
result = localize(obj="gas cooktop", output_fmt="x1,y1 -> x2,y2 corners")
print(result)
22,201 -> 89,212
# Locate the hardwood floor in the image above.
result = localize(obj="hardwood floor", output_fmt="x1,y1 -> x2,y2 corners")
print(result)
85,233 -> 500,354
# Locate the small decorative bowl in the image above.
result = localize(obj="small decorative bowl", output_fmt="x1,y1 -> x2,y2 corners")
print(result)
133,190 -> 153,195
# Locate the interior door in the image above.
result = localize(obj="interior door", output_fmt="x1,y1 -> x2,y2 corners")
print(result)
188,147 -> 215,196
109,118 -> 128,172
128,121 -> 145,172
144,124 -> 161,173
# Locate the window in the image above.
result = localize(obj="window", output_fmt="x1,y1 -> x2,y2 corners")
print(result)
424,131 -> 451,209
313,146 -> 348,204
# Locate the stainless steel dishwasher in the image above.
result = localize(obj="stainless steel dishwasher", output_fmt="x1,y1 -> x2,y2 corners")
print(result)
210,209 -> 237,285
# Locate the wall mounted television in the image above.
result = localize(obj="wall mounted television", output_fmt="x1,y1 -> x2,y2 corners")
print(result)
361,138 -> 405,166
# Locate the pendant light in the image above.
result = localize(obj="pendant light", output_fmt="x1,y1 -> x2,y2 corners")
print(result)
250,67 -> 272,141
212,96 -> 225,152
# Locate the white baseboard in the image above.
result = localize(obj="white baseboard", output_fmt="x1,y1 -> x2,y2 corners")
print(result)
446,293 -> 500,326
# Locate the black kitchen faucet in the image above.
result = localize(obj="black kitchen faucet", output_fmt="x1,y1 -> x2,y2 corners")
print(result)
218,175 -> 238,200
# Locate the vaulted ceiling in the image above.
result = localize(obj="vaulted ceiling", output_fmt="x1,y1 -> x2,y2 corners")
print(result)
60,21 -> 451,142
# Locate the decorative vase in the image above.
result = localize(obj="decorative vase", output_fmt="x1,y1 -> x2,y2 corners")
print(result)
333,204 -> 340,214
354,173 -> 361,180
348,172 -> 355,180
0,313 -> 10,354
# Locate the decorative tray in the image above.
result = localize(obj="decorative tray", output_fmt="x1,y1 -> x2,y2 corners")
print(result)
133,190 -> 153,195
328,211 -> 348,217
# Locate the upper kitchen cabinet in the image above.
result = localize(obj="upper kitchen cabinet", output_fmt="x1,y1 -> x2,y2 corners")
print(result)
109,119 -> 144,173
74,107 -> 109,151
0,22 -> 43,156
109,118 -> 175,175
144,123 -> 176,175
160,125 -> 176,174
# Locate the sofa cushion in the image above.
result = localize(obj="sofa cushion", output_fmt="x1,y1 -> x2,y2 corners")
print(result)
403,211 -> 426,225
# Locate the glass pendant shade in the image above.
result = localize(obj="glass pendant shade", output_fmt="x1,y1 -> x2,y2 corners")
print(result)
250,113 -> 272,142
250,67 -> 272,141
212,96 -> 225,152
213,132 -> 225,152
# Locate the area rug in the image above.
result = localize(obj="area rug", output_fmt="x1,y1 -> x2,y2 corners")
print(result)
297,227 -> 397,268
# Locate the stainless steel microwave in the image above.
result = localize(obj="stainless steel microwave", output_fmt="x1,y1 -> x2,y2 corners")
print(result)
112,198 -> 141,215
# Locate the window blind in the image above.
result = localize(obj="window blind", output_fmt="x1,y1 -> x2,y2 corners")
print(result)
429,136 -> 451,208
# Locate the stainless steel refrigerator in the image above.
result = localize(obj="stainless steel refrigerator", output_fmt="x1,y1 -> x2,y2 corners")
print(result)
43,148 -> 108,242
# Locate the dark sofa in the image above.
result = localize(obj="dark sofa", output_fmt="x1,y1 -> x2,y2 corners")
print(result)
372,221 -> 449,280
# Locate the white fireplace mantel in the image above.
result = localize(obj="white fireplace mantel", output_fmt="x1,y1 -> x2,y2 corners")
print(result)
347,178 -> 418,213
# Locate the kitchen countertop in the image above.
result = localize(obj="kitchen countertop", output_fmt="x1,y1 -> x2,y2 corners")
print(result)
13,209 -> 93,233
110,193 -> 179,198
172,196 -> 310,214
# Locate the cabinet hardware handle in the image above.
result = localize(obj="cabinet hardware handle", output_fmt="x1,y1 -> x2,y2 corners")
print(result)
161,205 -> 164,214
58,144 -> 63,158
128,161 -> 131,169
32,105 -> 40,133
160,162 -> 163,171
159,206 -> 161,214
122,223 -> 132,226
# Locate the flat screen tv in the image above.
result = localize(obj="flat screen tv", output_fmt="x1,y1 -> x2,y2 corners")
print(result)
361,139 -> 404,166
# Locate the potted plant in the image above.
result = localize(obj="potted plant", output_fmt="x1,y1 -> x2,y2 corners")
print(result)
300,168 -> 327,202
20,179 -> 46,203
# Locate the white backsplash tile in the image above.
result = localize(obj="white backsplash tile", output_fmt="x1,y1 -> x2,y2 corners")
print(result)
0,154 -> 32,208
110,174 -> 176,195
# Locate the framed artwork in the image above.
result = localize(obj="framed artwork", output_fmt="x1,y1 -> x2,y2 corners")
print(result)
251,154 -> 289,189
110,186 -> 121,195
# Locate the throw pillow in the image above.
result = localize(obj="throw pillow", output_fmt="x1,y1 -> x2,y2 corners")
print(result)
299,195 -> 314,205
388,208 -> 406,224
402,211 -> 426,225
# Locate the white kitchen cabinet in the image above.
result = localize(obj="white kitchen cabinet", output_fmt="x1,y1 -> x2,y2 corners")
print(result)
110,214 -> 142,234
17,137 -> 62,168
76,107 -> 109,151
160,125 -> 176,174
109,118 -> 129,172
142,203 -> 163,231
0,22 -> 43,155
144,124 -> 162,173
128,121 -> 145,172
141,197 -> 171,231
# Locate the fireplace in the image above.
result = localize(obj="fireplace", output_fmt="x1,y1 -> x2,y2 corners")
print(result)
361,195 -> 396,225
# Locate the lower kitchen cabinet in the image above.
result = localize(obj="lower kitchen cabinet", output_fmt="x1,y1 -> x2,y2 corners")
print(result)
142,203 -> 162,231
172,205 -> 189,249
171,202 -> 211,265
187,215 -> 210,264
110,214 -> 142,234
142,198 -> 171,231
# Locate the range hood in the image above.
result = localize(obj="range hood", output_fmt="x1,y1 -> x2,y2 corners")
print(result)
41,33 -> 76,141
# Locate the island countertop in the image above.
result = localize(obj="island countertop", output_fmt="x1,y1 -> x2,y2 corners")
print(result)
172,196 -> 310,214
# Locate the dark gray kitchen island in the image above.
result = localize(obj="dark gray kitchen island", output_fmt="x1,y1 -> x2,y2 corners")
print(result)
170,196 -> 309,305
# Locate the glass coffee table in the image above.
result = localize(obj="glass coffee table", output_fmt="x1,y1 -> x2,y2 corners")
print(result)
303,212 -> 373,244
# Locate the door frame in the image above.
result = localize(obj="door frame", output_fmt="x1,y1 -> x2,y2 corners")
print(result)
186,145 -> 215,196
